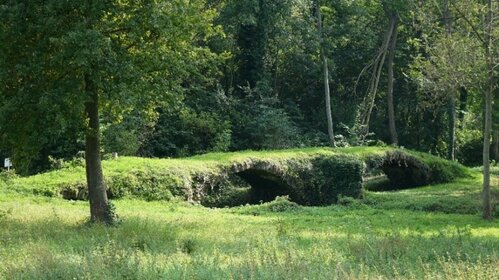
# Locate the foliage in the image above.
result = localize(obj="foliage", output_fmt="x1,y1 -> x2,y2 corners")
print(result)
2,148 -> 471,209
0,0 -> 495,177
457,132 -> 487,166
362,148 -> 469,192
141,108 -> 232,157
48,153 -> 85,171
0,0 -> 222,173
0,148 -> 357,205
0,169 -> 18,182
230,92 -> 301,150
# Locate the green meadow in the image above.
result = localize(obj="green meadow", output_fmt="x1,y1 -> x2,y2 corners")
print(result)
0,149 -> 498,279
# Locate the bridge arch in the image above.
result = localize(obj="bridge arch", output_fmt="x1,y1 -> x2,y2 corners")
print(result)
230,160 -> 302,204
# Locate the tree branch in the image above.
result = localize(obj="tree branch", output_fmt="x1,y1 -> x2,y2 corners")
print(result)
450,2 -> 485,44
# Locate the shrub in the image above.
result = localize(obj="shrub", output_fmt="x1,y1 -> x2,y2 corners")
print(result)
0,169 -> 19,181
9,148 -> 466,207
457,133 -> 483,166
48,153 -> 85,171
406,150 -> 469,183
374,150 -> 469,190
265,196 -> 302,212
201,179 -> 253,208
141,108 -> 232,158
63,154 -> 363,207
306,155 -> 364,204
59,169 -> 180,201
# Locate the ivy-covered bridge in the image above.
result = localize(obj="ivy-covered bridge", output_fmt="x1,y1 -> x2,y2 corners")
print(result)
5,147 -> 468,207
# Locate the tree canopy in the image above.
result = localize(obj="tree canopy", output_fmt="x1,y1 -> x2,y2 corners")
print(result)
0,0 -> 497,221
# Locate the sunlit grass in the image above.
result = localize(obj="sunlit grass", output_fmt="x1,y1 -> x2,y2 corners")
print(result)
1,190 -> 498,279
0,148 -> 497,279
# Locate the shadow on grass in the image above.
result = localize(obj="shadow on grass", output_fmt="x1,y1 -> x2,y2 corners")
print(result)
1,209 -> 498,280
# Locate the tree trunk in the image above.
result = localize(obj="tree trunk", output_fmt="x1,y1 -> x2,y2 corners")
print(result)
322,55 -> 335,147
482,0 -> 493,220
458,87 -> 468,129
317,2 -> 335,147
447,96 -> 456,161
386,14 -> 399,146
443,0 -> 456,161
84,74 -> 113,224
483,82 -> 492,220
361,14 -> 395,136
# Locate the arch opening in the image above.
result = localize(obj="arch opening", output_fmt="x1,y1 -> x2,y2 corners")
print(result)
235,169 -> 296,204
364,153 -> 431,191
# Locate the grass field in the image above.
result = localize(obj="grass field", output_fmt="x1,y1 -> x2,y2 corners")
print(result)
0,150 -> 498,279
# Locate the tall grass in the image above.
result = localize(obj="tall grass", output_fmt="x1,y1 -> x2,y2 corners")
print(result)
0,194 -> 498,279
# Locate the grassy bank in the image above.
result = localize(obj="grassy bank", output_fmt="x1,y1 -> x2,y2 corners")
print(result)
1,147 -> 469,206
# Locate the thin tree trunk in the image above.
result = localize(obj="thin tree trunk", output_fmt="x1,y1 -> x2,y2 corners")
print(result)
362,15 -> 395,135
317,2 -> 335,147
322,56 -> 335,147
84,74 -> 113,224
447,96 -> 456,160
458,86 -> 468,129
482,0 -> 493,220
443,0 -> 456,161
386,14 -> 399,146
483,82 -> 492,220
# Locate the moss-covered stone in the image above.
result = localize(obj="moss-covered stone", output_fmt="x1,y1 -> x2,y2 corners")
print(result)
4,147 -> 470,206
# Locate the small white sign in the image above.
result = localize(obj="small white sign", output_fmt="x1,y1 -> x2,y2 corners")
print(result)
4,158 -> 12,168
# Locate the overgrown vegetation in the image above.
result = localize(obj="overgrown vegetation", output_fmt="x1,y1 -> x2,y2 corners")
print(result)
0,148 -> 496,279
1,148 -> 469,208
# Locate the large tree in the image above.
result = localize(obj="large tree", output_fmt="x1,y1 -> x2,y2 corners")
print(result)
448,0 -> 497,219
414,0 -> 497,218
0,0 -> 219,223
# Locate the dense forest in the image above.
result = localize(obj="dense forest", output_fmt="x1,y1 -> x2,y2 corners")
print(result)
0,0 -> 497,222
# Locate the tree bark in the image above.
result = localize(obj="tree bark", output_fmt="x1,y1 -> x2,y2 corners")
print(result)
443,0 -> 456,161
483,81 -> 492,220
317,2 -> 335,147
84,74 -> 113,224
386,13 -> 399,146
458,87 -> 468,129
447,96 -> 456,161
482,0 -> 493,220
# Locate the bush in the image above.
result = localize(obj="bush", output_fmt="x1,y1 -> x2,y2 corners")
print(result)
8,148 -> 465,207
60,169 -> 180,201
305,155 -> 364,204
0,169 -> 19,181
265,196 -> 302,212
373,150 -> 469,191
406,150 -> 469,183
48,153 -> 85,171
457,136 -> 484,166
201,178 -> 253,208
141,108 -> 232,158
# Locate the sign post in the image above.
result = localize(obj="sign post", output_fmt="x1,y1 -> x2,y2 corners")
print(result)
4,158 -> 12,171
